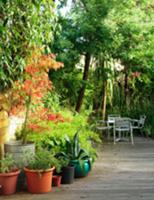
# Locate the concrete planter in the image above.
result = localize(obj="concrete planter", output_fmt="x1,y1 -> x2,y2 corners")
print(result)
4,140 -> 35,165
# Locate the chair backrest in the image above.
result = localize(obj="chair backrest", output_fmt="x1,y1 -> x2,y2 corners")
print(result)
114,118 -> 131,130
108,114 -> 121,123
96,120 -> 108,126
139,115 -> 146,128
96,120 -> 110,131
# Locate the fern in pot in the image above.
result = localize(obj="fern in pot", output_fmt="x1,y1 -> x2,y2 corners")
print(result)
0,153 -> 20,195
24,148 -> 61,194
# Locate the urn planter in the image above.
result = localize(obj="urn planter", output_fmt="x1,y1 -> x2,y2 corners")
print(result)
4,141 -> 35,165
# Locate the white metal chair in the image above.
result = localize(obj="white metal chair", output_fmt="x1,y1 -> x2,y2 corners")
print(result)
131,115 -> 146,136
96,120 -> 112,139
113,118 -> 134,145
107,114 -> 121,126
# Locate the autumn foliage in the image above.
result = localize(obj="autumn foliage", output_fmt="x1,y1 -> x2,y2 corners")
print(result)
10,49 -> 63,143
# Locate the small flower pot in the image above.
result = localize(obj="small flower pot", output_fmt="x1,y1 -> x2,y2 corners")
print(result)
61,166 -> 74,184
52,175 -> 61,187
0,169 -> 20,195
24,167 -> 55,194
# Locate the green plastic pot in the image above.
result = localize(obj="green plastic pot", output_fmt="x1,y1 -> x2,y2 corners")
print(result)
70,159 -> 91,178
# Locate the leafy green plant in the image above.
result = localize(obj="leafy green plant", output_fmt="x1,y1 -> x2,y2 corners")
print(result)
0,0 -> 56,91
56,128 -> 94,169
44,91 -> 61,112
25,148 -> 61,173
29,111 -> 101,159
0,154 -> 16,173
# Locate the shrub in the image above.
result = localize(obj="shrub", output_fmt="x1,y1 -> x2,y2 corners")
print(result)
29,111 -> 101,161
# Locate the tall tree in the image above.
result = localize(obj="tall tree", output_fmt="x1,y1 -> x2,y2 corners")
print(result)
70,0 -> 114,112
0,0 -> 56,91
94,0 -> 154,113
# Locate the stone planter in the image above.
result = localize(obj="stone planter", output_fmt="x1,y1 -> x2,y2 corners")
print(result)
4,140 -> 35,165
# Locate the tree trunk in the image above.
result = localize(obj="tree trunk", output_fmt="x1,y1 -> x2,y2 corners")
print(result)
101,81 -> 107,120
117,81 -> 123,111
75,53 -> 91,113
92,67 -> 100,112
124,67 -> 129,106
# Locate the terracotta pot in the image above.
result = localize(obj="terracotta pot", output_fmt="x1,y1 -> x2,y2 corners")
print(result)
0,169 -> 20,195
24,167 -> 55,194
52,175 -> 61,187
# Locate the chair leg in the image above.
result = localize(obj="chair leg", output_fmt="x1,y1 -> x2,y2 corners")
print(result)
113,128 -> 116,144
130,128 -> 134,145
107,128 -> 110,140
140,128 -> 144,137
118,130 -> 121,138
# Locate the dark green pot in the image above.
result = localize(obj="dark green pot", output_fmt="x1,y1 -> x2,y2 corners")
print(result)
70,159 -> 91,178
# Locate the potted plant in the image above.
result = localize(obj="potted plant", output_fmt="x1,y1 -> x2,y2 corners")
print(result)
52,157 -> 69,186
60,161 -> 75,184
0,153 -> 20,195
24,148 -> 61,194
57,129 -> 93,178
4,50 -> 63,164
52,175 -> 62,187
56,156 -> 75,184
35,133 -> 75,185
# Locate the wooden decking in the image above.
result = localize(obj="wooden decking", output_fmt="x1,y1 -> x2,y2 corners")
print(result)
3,137 -> 154,200
92,137 -> 154,200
